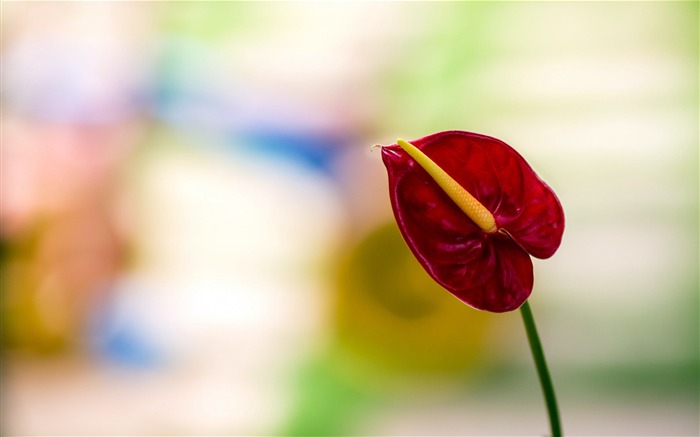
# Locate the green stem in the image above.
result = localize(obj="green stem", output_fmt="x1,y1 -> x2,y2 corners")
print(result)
520,300 -> 562,437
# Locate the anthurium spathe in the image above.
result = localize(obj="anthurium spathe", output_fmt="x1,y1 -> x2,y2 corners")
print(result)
380,130 -> 564,313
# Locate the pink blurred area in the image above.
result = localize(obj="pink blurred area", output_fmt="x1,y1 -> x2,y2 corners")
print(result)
1,1 -> 147,354
1,1 -> 698,436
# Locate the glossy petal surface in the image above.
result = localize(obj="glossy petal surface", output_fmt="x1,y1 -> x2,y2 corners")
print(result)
381,130 -> 564,312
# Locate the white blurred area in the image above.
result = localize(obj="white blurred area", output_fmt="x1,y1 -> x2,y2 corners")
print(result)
1,2 -> 698,436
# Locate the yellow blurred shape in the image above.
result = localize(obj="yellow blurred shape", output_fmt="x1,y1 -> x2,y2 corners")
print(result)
334,222 -> 499,374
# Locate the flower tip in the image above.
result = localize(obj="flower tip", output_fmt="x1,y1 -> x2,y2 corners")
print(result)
396,138 -> 411,149
370,144 -> 383,152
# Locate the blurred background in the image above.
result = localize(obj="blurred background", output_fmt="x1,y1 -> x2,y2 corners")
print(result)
1,2 -> 697,436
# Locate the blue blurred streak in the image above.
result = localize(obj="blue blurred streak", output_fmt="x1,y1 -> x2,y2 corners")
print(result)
88,290 -> 164,369
234,129 -> 345,175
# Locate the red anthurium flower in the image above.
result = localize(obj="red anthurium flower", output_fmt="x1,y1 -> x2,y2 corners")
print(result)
380,130 -> 564,313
